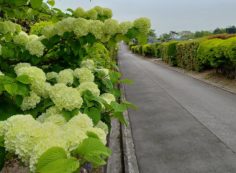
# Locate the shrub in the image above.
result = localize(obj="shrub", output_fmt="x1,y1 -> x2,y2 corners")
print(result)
159,41 -> 178,66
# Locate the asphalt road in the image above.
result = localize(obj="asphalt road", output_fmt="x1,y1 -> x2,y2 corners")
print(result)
118,43 -> 236,173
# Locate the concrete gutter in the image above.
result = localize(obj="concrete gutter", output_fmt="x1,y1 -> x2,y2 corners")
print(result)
120,83 -> 140,173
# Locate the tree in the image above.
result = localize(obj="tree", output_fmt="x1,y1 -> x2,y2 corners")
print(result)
226,26 -> 236,34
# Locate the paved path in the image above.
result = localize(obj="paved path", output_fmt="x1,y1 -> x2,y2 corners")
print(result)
118,43 -> 236,173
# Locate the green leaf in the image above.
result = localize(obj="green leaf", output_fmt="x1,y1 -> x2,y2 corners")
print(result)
119,79 -> 133,85
74,138 -> 111,167
16,75 -> 31,84
84,108 -> 101,125
30,0 -> 43,9
47,0 -> 55,6
122,101 -> 138,110
110,102 -> 127,113
4,83 -> 18,96
36,147 -> 79,173
37,158 -> 79,173
113,112 -> 127,125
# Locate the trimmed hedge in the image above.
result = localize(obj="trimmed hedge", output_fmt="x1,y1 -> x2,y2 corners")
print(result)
130,35 -> 236,78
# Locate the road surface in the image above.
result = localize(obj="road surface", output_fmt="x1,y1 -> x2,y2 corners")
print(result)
118,43 -> 236,173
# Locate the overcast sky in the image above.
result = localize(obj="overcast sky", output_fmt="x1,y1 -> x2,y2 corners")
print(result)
55,0 -> 236,35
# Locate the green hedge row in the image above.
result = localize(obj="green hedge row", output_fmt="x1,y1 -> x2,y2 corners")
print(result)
130,36 -> 236,78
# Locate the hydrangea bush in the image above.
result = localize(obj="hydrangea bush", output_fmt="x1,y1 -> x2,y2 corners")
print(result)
0,0 -> 151,172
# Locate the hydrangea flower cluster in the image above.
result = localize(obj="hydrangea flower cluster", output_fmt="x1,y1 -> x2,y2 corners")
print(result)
73,18 -> 90,38
46,71 -> 58,80
133,17 -> 151,35
13,31 -> 45,57
100,93 -> 116,104
0,71 -> 4,76
49,83 -> 83,111
14,64 -> 51,98
119,21 -> 133,35
74,68 -> 94,83
78,82 -> 100,96
57,69 -> 74,85
74,6 -> 112,20
21,91 -> 41,111
37,106 -> 66,126
103,19 -> 119,35
80,59 -> 96,70
0,21 -> 21,34
13,31 -> 29,46
0,113 -> 107,172
41,15 -> 138,42
25,38 -> 45,57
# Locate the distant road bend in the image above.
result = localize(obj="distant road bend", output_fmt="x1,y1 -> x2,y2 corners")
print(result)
118,43 -> 236,173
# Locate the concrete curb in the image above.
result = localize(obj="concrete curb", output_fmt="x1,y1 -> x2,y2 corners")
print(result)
120,84 -> 140,173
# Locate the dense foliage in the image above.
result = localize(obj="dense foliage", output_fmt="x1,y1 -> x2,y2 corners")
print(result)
0,0 -> 151,172
130,34 -> 236,78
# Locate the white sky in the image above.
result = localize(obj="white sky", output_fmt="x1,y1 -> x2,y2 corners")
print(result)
55,0 -> 236,35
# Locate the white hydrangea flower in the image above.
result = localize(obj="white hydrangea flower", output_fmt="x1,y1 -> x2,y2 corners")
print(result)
57,69 -> 74,85
85,9 -> 98,20
28,35 -> 39,41
133,17 -> 151,35
13,31 -> 29,46
25,39 -> 45,57
74,68 -> 94,83
21,91 -> 41,111
102,8 -> 113,18
49,83 -> 83,111
100,93 -> 116,104
103,19 -> 119,35
0,21 -> 21,34
4,115 -> 43,163
74,7 -> 86,18
119,21 -> 133,35
15,66 -> 46,83
42,25 -> 56,38
63,125 -> 87,152
0,121 -> 5,137
89,20 -> 104,40
37,106 -> 66,126
65,113 -> 93,130
80,59 -> 95,70
29,122 -> 67,172
73,18 -> 89,38
95,121 -> 109,135
78,82 -> 100,96
87,127 -> 107,144
96,68 -> 110,79
14,63 -> 31,74
31,82 -> 51,98
54,17 -> 76,36
46,72 -> 58,80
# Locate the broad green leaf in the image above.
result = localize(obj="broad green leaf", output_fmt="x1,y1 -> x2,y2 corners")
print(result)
110,102 -> 127,113
84,108 -> 101,125
37,158 -> 80,173
113,112 -> 127,125
30,0 -> 43,9
16,75 -> 31,84
4,83 -> 18,96
119,79 -> 133,85
36,147 -> 67,172
75,137 -> 111,167
47,0 -> 55,6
